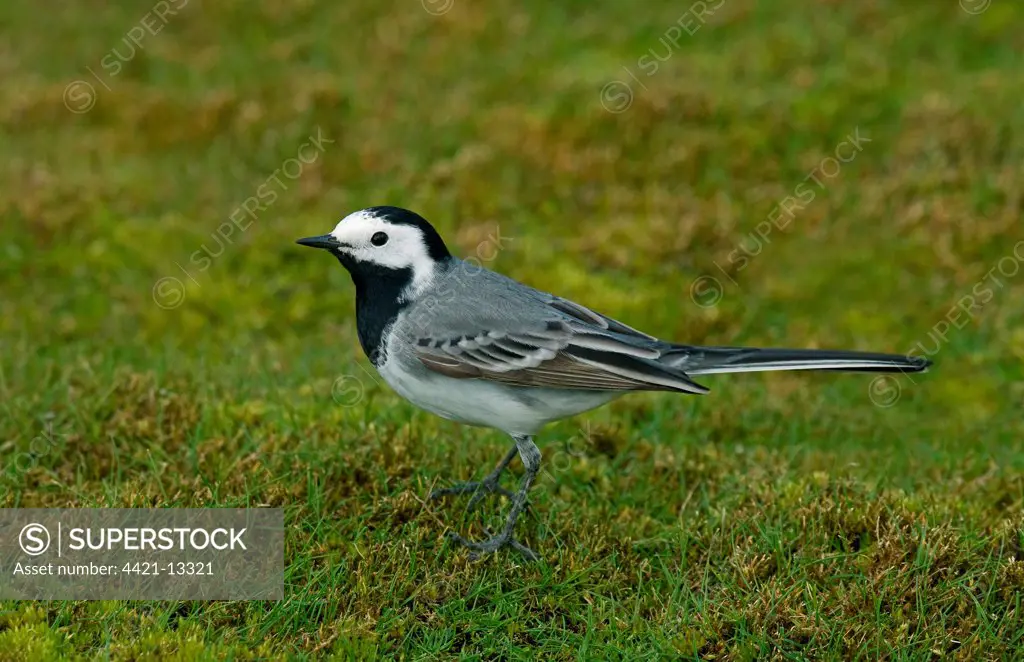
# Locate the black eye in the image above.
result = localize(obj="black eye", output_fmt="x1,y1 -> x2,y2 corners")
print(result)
370,232 -> 389,246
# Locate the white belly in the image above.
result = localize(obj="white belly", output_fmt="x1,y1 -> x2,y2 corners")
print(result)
377,353 -> 619,436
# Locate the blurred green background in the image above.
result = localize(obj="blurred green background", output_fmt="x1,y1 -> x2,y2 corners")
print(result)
1,0 -> 1023,658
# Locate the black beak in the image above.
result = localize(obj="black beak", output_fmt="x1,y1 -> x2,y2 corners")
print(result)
296,234 -> 342,250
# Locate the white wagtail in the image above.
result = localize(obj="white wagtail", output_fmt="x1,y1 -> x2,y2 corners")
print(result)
298,206 -> 930,560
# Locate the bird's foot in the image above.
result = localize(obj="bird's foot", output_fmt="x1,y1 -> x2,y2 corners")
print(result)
434,437 -> 540,561
446,528 -> 539,562
429,476 -> 520,511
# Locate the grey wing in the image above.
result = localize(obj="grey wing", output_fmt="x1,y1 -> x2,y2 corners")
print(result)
406,273 -> 708,394
543,294 -> 659,341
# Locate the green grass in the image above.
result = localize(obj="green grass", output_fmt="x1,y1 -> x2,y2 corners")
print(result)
2,0 -> 1023,658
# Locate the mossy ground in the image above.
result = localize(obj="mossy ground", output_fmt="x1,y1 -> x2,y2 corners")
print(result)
1,0 -> 1023,658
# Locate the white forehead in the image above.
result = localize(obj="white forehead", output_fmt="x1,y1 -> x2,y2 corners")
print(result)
330,209 -> 429,251
330,210 -> 390,240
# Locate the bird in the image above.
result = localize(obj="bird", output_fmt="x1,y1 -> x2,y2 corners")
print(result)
297,206 -> 931,560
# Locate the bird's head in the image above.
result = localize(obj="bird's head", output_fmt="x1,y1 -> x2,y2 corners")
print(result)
297,206 -> 451,299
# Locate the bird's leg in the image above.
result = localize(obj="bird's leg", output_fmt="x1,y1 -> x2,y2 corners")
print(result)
447,434 -> 541,561
429,443 -> 519,509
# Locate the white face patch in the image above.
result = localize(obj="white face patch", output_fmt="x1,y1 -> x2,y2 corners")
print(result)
329,210 -> 438,300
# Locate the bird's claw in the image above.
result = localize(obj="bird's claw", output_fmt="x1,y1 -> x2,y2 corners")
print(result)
429,478 -> 523,511
446,529 -> 540,562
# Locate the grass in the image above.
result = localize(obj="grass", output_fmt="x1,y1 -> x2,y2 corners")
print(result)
2,0 -> 1023,658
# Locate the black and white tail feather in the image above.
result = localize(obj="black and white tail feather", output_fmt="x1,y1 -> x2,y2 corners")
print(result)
666,345 -> 930,376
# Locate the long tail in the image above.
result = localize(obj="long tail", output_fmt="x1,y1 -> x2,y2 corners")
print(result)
664,345 -> 931,376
